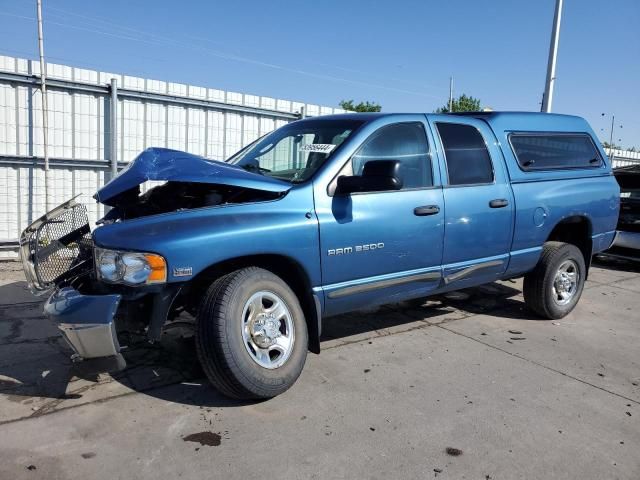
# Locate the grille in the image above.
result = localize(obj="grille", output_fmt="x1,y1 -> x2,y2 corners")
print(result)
20,197 -> 93,294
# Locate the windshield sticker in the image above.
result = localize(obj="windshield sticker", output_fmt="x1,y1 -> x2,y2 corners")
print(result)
298,144 -> 336,154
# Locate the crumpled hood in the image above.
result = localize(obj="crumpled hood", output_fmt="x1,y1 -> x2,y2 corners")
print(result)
95,148 -> 291,206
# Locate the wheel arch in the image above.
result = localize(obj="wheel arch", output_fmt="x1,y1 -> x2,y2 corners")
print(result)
181,254 -> 321,354
545,215 -> 593,273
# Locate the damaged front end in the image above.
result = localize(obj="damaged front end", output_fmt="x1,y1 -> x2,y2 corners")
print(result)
20,196 -> 94,295
19,197 -> 126,369
95,147 -> 290,222
19,148 -> 292,371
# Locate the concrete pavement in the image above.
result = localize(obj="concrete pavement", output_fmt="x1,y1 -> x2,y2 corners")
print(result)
0,257 -> 638,479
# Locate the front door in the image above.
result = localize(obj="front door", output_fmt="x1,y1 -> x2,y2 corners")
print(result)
315,118 -> 445,316
428,115 -> 515,289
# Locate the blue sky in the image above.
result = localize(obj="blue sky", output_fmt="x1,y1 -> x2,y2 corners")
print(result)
0,0 -> 638,147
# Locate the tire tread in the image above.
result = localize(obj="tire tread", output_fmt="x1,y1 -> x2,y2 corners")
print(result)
196,271 -> 249,399
523,241 -> 585,319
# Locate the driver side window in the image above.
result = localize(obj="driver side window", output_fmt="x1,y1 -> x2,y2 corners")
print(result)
350,122 -> 433,189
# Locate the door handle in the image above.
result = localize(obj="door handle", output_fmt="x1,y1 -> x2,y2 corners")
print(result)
414,205 -> 440,216
489,199 -> 509,208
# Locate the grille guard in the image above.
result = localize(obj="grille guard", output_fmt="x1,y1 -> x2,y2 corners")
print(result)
19,196 -> 94,295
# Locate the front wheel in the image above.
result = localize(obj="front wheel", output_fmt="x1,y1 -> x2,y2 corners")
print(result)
523,242 -> 586,319
196,267 -> 308,400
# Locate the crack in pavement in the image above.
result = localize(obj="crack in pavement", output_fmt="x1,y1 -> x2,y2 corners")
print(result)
0,301 -> 44,310
598,281 -> 640,295
0,385 -> 162,427
0,367 -> 194,426
434,323 -> 640,406
0,336 -> 61,347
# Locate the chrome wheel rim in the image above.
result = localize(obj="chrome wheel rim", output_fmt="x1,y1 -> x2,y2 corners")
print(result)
241,291 -> 295,369
552,259 -> 579,306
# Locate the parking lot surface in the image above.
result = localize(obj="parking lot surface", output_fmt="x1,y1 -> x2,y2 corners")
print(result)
0,258 -> 638,480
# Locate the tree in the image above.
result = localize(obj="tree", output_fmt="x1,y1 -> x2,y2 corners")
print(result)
339,100 -> 382,112
435,94 -> 481,113
602,141 -> 622,150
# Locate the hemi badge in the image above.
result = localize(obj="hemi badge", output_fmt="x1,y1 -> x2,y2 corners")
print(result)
173,267 -> 193,277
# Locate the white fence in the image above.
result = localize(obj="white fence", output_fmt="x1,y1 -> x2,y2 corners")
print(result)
0,55 -> 346,257
606,148 -> 640,168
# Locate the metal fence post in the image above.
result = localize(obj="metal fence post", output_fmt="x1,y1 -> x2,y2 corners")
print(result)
110,78 -> 118,178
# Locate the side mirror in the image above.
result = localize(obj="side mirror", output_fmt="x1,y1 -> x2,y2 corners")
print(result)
335,160 -> 403,195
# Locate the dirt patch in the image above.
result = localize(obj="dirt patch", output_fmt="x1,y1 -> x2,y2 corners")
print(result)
183,431 -> 222,447
445,447 -> 463,456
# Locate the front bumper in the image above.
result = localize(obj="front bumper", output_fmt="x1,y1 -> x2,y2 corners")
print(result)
44,287 -> 123,360
611,230 -> 640,251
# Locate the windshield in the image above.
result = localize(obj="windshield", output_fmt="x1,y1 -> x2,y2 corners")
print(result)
227,119 -> 364,183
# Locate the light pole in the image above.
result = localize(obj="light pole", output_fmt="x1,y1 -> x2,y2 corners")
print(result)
541,0 -> 563,113
601,113 -> 623,149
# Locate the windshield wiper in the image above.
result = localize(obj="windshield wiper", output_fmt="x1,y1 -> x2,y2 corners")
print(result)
241,161 -> 272,175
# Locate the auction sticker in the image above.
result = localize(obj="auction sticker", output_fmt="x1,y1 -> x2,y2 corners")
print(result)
298,144 -> 336,153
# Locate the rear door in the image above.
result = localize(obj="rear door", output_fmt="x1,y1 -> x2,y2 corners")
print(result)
427,115 -> 515,288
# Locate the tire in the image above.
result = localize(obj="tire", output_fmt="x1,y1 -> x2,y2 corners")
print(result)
523,241 -> 586,319
196,267 -> 308,400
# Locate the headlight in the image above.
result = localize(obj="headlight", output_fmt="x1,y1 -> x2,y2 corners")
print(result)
95,248 -> 167,285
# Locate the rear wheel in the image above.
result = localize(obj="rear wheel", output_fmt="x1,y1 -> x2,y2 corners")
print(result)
196,267 -> 308,399
523,242 -> 586,319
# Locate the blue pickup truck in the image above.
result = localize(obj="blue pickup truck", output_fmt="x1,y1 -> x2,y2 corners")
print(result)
20,112 -> 619,399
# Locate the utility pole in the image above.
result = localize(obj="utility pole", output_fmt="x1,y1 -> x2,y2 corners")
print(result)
541,0 -> 563,112
36,0 -> 50,210
448,76 -> 453,112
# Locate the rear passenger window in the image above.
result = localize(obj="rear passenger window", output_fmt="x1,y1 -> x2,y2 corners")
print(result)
510,134 -> 602,170
437,123 -> 494,185
351,122 -> 433,189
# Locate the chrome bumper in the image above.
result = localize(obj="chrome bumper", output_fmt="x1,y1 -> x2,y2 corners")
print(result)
44,287 -> 123,360
611,230 -> 640,250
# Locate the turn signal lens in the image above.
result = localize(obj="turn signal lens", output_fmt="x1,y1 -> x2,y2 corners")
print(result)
145,253 -> 167,283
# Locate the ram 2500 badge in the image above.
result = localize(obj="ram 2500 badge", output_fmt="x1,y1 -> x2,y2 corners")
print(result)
20,112 -> 619,399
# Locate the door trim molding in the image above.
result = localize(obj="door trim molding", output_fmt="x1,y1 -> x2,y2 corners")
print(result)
443,259 -> 504,284
327,271 -> 441,299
